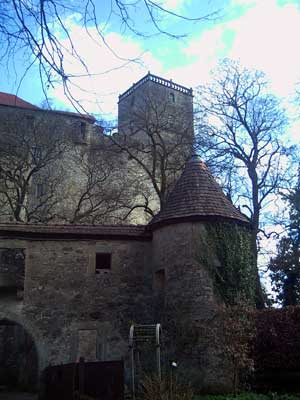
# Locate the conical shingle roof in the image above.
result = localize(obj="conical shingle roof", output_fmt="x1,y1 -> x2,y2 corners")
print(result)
150,155 -> 249,228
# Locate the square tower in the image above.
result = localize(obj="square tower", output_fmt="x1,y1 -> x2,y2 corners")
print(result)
118,72 -> 194,143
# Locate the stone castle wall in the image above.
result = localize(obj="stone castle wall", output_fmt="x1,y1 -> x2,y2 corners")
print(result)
152,221 -> 253,393
0,75 -> 195,226
0,219 -> 255,393
116,76 -> 195,220
0,103 -> 161,225
152,222 -> 218,321
0,105 -> 100,223
0,235 -> 154,381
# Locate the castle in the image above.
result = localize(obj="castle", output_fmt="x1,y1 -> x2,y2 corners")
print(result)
0,74 -> 255,394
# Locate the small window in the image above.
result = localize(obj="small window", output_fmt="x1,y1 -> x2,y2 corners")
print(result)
95,253 -> 111,273
169,92 -> 175,103
155,269 -> 165,291
0,248 -> 25,297
32,146 -> 42,162
131,95 -> 135,107
26,115 -> 35,129
167,115 -> 174,128
36,183 -> 45,198
80,122 -> 86,140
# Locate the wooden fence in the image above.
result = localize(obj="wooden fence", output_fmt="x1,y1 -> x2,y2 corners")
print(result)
44,358 -> 124,400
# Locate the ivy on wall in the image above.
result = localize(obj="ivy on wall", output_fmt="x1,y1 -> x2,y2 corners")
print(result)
196,222 -> 256,305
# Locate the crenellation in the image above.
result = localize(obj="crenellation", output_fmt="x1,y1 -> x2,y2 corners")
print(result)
118,73 -> 193,101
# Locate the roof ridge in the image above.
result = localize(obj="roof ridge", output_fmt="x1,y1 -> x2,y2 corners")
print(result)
0,92 -> 39,109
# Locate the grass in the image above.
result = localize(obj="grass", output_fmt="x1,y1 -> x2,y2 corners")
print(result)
194,394 -> 300,400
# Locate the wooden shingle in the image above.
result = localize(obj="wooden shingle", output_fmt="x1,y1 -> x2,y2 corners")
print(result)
150,155 -> 249,228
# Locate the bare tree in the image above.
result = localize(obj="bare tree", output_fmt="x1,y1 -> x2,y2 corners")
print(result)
0,112 -> 71,222
65,143 -> 135,224
109,92 -> 194,217
0,1 -> 217,109
195,59 -> 288,307
0,112 -> 141,224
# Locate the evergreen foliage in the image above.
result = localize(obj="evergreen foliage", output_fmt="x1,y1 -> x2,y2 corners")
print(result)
269,185 -> 300,306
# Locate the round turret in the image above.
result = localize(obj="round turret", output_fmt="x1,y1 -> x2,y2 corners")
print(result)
150,154 -> 249,229
149,156 -> 256,392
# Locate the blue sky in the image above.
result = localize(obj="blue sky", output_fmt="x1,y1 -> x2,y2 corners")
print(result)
2,0 -> 300,124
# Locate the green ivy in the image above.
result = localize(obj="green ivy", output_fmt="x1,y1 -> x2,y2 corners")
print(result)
196,222 -> 256,305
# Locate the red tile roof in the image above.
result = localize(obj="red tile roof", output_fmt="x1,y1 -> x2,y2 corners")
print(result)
0,223 -> 151,240
0,92 -> 39,109
150,155 -> 249,228
0,92 -> 95,122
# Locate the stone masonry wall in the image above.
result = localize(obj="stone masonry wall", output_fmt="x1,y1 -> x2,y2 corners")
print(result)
118,78 -> 193,137
0,236 -> 154,385
0,105 -> 99,224
23,238 -> 153,366
152,222 -> 218,321
117,78 -> 194,222
152,221 -> 233,392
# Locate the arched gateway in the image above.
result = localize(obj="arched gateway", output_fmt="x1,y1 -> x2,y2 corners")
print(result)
0,316 -> 39,391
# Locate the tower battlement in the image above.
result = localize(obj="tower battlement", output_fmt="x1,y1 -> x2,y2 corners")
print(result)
118,72 -> 194,141
118,72 -> 193,102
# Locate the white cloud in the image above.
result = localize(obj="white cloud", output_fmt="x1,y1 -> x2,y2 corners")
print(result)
227,0 -> 300,97
166,25 -> 226,88
159,0 -> 189,11
166,0 -> 300,98
50,22 -> 162,117
230,0 -> 256,7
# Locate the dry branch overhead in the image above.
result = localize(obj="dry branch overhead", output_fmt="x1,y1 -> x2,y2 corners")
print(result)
0,0 -> 218,109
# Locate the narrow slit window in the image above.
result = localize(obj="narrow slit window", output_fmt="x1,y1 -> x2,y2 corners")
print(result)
36,183 -> 45,198
26,115 -> 35,129
32,146 -> 42,162
80,122 -> 86,140
155,269 -> 165,291
131,95 -> 135,107
169,92 -> 175,103
95,253 -> 111,273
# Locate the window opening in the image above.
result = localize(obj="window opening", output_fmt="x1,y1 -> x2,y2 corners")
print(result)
32,146 -> 42,162
26,115 -> 35,129
36,183 -> 45,198
169,92 -> 175,103
95,253 -> 111,273
0,248 -> 25,298
155,269 -> 165,291
167,115 -> 175,128
80,122 -> 86,140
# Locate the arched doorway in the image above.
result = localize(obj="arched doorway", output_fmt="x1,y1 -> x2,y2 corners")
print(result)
0,318 -> 39,391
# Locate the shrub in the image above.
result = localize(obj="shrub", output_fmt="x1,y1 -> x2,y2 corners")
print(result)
253,306 -> 300,371
140,374 -> 194,400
